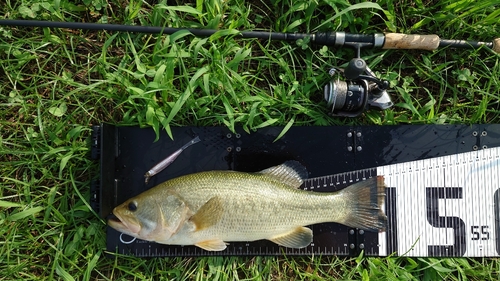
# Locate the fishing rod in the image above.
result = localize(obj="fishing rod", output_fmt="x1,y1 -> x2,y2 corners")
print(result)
2,19 -> 499,116
1,20 -> 498,52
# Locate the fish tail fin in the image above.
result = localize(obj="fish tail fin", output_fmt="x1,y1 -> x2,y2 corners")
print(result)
339,176 -> 387,231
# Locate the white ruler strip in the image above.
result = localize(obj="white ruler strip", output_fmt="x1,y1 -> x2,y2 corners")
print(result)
378,147 -> 500,257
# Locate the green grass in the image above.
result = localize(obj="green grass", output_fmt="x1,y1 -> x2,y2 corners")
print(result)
1,0 -> 499,279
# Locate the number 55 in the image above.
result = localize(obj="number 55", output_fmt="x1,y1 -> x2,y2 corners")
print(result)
471,225 -> 490,240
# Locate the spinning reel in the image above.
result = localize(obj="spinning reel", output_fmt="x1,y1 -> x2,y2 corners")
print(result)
323,45 -> 393,117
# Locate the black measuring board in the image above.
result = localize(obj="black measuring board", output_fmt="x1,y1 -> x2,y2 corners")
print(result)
92,124 -> 500,257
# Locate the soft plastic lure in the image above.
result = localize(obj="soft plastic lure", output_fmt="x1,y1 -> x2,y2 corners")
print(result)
144,136 -> 201,184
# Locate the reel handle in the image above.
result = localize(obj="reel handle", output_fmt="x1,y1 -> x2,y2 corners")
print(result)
344,58 -> 367,80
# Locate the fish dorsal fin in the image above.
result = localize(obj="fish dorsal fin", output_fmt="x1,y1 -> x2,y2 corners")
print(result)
258,160 -> 308,188
189,196 -> 224,231
269,226 -> 313,248
195,239 -> 228,251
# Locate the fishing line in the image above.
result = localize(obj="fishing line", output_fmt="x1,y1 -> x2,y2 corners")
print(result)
119,233 -> 137,244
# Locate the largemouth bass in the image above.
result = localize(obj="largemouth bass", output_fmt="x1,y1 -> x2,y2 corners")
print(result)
108,161 -> 386,251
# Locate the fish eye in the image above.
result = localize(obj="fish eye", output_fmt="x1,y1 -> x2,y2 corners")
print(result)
127,201 -> 137,212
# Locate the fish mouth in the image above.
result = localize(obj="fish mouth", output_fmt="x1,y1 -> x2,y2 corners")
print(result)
107,212 -> 128,230
107,213 -> 122,224
107,212 -> 141,235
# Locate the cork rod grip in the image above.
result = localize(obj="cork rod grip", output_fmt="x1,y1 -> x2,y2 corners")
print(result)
383,33 -> 440,51
493,38 -> 500,53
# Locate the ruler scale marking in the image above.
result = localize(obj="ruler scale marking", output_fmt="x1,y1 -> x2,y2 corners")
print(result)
443,166 -> 448,256
487,149 -> 494,255
472,152 -> 479,257
495,152 -> 500,255
483,150 -> 491,256
471,152 -> 476,257
451,155 -> 461,257
494,190 -> 497,255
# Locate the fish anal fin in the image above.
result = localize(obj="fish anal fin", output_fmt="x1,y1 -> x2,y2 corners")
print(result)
195,239 -> 227,251
269,226 -> 313,248
259,161 -> 308,188
189,196 -> 224,231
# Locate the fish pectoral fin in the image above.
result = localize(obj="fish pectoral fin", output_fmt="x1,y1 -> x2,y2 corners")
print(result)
258,161 -> 307,188
269,226 -> 313,249
195,239 -> 228,251
189,196 -> 224,231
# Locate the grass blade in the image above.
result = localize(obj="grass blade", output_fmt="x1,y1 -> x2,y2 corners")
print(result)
8,206 -> 44,221
314,2 -> 384,31
165,66 -> 209,138
156,4 -> 202,15
0,200 -> 24,208
274,116 -> 295,142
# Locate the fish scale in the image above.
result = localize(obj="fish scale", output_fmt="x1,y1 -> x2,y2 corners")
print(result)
168,173 -> 340,235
